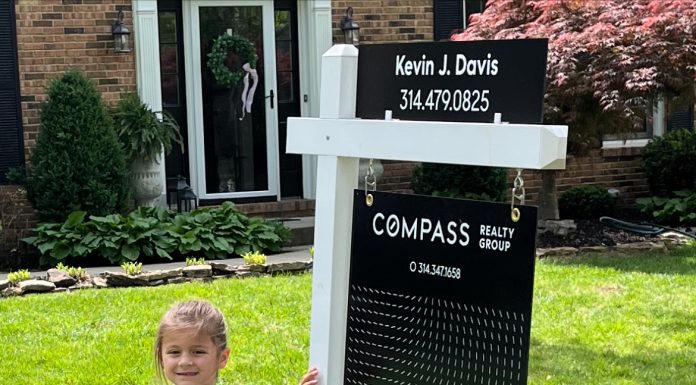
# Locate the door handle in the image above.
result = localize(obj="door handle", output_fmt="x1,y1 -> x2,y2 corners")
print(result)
266,89 -> 274,109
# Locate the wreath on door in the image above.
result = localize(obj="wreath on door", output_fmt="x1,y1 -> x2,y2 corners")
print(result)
206,32 -> 258,88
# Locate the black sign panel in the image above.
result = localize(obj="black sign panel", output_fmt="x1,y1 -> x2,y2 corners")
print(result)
345,191 -> 537,385
356,39 -> 548,123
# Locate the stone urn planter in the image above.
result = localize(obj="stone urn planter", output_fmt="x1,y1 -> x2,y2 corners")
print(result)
131,157 -> 163,207
113,93 -> 183,208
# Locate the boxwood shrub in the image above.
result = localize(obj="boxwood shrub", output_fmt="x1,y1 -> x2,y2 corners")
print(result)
411,163 -> 508,202
559,185 -> 616,220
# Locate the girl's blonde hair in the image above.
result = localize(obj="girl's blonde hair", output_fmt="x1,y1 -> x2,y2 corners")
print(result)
154,300 -> 228,383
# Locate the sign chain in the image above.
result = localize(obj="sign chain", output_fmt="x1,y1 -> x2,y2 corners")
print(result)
510,169 -> 525,222
365,158 -> 377,206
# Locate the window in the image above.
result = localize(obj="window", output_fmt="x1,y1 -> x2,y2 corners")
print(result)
0,1 -> 24,183
433,0 -> 486,41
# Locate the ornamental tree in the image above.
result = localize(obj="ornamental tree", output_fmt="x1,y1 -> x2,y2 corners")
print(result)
453,0 -> 696,218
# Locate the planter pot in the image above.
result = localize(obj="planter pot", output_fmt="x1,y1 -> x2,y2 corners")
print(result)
131,158 -> 163,207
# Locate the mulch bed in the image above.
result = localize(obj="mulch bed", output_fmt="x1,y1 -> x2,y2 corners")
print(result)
536,219 -> 663,249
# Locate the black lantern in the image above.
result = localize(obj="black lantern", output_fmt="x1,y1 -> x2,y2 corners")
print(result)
112,10 -> 131,53
340,7 -> 360,45
177,187 -> 198,213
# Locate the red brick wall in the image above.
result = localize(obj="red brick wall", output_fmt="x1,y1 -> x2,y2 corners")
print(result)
15,0 -> 136,162
513,147 -> 649,207
332,0 -> 433,44
1,0 -> 137,262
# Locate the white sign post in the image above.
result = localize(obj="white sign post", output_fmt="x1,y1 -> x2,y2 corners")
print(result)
287,44 -> 568,385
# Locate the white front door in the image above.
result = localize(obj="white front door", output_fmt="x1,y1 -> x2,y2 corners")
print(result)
185,0 -> 279,200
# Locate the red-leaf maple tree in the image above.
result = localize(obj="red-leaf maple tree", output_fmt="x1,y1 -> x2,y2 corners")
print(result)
453,0 -> 696,152
453,0 -> 696,219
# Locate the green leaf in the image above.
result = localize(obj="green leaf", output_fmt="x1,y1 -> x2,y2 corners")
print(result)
62,211 -> 86,229
52,242 -> 71,260
121,244 -> 139,261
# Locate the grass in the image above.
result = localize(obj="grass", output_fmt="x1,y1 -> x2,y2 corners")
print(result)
0,247 -> 694,385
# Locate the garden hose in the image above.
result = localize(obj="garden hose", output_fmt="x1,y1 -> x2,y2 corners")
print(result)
599,216 -> 696,239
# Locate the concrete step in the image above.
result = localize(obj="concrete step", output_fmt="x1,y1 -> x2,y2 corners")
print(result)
273,216 -> 315,247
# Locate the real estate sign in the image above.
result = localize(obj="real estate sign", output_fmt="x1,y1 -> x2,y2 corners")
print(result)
345,191 -> 538,385
357,39 -> 548,123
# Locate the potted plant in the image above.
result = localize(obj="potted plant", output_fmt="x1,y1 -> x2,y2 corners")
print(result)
113,93 -> 183,207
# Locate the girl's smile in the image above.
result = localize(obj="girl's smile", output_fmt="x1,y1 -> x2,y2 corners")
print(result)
161,328 -> 230,385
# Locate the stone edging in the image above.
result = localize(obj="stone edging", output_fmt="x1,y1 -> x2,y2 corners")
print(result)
537,238 -> 691,258
0,260 -> 313,298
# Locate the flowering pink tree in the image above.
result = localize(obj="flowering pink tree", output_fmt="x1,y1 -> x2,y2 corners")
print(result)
453,0 -> 696,218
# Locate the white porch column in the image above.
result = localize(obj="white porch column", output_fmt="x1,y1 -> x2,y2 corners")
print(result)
132,0 -> 166,205
300,0 -> 333,199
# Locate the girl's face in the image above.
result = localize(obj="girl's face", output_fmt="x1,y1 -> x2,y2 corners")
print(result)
161,328 -> 230,385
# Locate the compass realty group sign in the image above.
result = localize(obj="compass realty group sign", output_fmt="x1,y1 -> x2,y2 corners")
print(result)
357,39 -> 548,123
345,191 -> 538,385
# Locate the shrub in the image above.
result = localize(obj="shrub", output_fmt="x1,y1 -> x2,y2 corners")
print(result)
411,163 -> 508,202
636,190 -> 696,225
642,129 -> 696,195
7,269 -> 30,285
559,185 -> 616,219
243,251 -> 267,265
27,70 -> 129,222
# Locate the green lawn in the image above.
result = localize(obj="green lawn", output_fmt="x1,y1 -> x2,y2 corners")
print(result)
1,247 -> 694,385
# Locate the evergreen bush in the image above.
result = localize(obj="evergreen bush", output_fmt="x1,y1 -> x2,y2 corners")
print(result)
27,70 -> 129,221
642,128 -> 696,195
411,163 -> 508,202
559,185 -> 615,219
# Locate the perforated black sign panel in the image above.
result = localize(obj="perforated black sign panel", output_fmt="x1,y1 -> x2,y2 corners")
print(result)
345,191 -> 537,385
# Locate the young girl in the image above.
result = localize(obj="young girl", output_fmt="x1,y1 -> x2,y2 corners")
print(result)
154,300 -> 231,385
154,300 -> 319,385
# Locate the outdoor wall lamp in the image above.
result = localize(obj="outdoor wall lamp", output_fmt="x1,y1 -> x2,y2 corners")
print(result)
340,7 -> 360,45
112,10 -> 131,53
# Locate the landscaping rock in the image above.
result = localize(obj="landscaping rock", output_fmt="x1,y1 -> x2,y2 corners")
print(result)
0,279 -> 9,291
168,277 -> 188,285
92,276 -> 108,289
537,247 -> 577,257
67,282 -> 93,290
267,261 -> 309,274
578,246 -> 610,255
615,241 -> 666,252
1,286 -> 22,297
19,279 -> 56,293
47,269 -> 77,288
101,272 -> 149,287
538,220 -> 577,236
142,268 -> 182,281
240,264 -> 267,274
183,265 -> 212,278
210,262 -> 239,275
147,279 -> 166,286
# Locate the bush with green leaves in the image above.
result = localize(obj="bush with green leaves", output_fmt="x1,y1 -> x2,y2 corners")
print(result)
559,185 -> 616,219
642,129 -> 696,195
636,190 -> 696,225
411,163 -> 508,202
27,69 -> 129,222
24,202 -> 290,266
7,269 -> 30,285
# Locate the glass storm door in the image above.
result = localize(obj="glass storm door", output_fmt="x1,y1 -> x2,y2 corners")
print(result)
188,1 -> 278,200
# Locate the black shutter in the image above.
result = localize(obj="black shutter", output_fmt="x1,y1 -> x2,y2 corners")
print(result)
434,0 -> 463,41
0,1 -> 23,183
667,105 -> 694,132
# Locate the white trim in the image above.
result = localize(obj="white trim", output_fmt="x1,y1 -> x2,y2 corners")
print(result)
601,139 -> 650,149
133,0 -> 166,204
601,96 -> 664,149
184,0 -> 279,201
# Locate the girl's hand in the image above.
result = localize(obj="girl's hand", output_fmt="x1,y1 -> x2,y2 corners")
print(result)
299,367 -> 319,385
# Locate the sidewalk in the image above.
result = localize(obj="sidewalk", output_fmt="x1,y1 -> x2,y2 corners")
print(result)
0,245 -> 313,281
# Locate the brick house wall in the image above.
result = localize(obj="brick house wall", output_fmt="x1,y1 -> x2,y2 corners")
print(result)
0,0 -> 136,261
333,0 -> 652,207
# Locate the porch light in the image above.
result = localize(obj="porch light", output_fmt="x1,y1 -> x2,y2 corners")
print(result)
112,10 -> 131,53
340,7 -> 360,45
